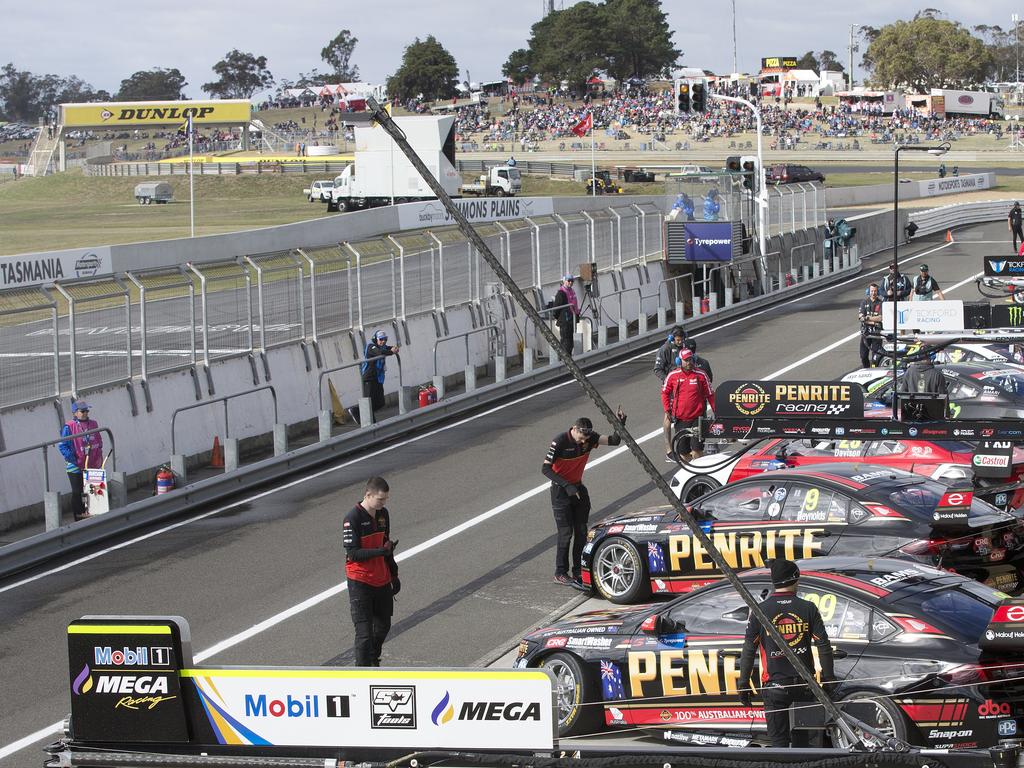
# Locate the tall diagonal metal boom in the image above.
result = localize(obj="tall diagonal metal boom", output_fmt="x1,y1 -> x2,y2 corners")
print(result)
366,97 -> 863,748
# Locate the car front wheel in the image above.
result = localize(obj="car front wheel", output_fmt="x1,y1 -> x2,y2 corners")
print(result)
592,538 -> 648,603
540,652 -> 602,737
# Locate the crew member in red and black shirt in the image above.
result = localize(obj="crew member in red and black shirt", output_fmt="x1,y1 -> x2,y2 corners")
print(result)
542,411 -> 625,586
343,476 -> 400,666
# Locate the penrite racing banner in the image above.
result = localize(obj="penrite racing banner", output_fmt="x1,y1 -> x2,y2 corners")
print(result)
60,100 -> 251,128
715,380 -> 864,419
703,417 -> 1024,441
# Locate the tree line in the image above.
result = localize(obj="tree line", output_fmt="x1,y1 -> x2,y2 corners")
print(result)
2,7 -> 1021,123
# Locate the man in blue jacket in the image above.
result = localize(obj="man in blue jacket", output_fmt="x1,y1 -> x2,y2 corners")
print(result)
352,330 -> 400,424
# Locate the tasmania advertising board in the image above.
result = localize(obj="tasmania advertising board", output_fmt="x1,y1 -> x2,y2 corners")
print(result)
396,197 -> 554,230
917,173 -> 993,199
0,246 -> 112,289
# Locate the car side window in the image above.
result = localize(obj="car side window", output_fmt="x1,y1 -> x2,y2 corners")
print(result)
695,483 -> 783,522
864,440 -> 907,457
665,589 -> 755,635
946,379 -> 979,399
797,588 -> 872,641
780,484 -> 848,523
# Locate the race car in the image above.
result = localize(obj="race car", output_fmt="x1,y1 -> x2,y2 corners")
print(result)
672,437 -> 992,502
843,362 -> 1024,420
518,556 -> 1024,749
581,463 -> 1024,603
672,438 -> 1024,516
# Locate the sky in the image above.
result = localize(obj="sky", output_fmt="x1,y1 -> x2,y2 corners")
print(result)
6,1 -> 1021,99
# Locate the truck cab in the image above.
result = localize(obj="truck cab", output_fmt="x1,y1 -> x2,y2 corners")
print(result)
462,165 -> 521,197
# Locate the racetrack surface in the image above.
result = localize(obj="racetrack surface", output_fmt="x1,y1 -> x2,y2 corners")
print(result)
0,220 -> 1011,763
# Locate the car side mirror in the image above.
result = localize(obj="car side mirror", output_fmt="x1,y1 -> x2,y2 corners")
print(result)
724,606 -> 749,622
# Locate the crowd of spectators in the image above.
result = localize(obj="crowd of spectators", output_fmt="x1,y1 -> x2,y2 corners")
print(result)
445,86 -> 1010,150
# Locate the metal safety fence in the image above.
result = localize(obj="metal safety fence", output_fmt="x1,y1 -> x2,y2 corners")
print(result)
0,204 -> 665,410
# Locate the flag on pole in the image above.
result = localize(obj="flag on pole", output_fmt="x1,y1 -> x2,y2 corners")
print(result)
571,112 -> 593,138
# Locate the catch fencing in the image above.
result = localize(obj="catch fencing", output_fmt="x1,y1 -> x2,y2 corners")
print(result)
0,203 -> 664,409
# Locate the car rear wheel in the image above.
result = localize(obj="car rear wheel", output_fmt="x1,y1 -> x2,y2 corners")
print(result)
540,652 -> 602,737
680,475 -> 721,505
592,538 -> 648,603
829,691 -> 909,749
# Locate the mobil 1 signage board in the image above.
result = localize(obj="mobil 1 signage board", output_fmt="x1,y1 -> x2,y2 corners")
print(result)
985,257 -> 1024,277
68,618 -> 190,742
665,221 -> 742,264
716,380 -> 864,419
182,667 -> 556,750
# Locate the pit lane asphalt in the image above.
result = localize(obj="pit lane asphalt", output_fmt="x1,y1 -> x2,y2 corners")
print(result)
0,220 -> 1010,763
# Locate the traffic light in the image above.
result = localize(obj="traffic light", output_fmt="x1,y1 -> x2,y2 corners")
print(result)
741,158 -> 757,192
692,82 -> 706,113
677,82 -> 690,113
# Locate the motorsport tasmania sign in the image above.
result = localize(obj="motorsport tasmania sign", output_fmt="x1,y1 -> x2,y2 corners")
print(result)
60,100 -> 251,128
716,380 -> 864,419
0,246 -> 112,288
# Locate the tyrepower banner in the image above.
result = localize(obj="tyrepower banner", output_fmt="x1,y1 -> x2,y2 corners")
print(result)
715,380 -> 864,419
665,221 -> 741,264
182,667 -> 556,750
61,100 -> 251,128
881,300 -> 965,332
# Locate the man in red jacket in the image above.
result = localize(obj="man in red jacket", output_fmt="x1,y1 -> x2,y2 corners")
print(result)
344,476 -> 400,666
662,348 -> 715,462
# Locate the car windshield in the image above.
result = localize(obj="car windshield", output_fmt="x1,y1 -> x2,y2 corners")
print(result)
977,370 -> 1024,396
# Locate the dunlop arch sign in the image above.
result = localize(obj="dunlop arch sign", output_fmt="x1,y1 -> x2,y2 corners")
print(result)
61,100 -> 251,128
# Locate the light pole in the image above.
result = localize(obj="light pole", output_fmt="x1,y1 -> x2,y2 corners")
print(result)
711,93 -> 768,262
1014,14 -> 1021,101
890,141 -> 950,413
731,0 -> 738,76
848,24 -> 859,90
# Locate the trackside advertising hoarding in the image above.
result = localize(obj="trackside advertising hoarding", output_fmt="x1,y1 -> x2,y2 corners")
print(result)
665,221 -> 741,263
985,256 -> 1024,277
1,246 -> 112,288
61,100 -> 251,128
396,197 -> 554,230
182,668 -> 556,750
881,300 -> 965,332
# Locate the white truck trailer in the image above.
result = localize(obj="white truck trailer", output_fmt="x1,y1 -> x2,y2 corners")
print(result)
326,115 -> 462,212
931,89 -> 1005,119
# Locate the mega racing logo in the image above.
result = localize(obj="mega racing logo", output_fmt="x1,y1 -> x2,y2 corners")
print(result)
728,382 -> 770,416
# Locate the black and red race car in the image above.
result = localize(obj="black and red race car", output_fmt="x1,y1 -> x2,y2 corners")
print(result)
671,438 -> 1024,513
581,463 -> 1024,603
517,556 -> 1024,749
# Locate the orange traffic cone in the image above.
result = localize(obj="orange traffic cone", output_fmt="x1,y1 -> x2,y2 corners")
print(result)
945,229 -> 954,243
210,436 -> 224,468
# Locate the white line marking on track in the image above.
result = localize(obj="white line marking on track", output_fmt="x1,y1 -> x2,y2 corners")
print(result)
0,236 -> 962,761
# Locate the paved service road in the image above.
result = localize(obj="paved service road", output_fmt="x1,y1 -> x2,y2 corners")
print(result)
0,221 -> 1004,763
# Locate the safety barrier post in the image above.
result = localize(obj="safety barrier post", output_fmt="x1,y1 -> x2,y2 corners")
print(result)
171,454 -> 187,485
523,347 -> 535,373
495,355 -> 507,382
318,411 -> 332,442
432,375 -> 445,400
358,397 -> 373,428
273,424 -> 287,456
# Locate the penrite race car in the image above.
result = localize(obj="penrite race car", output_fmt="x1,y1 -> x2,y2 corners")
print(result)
580,463 -> 1024,603
517,556 -> 1024,749
670,437 -> 1024,515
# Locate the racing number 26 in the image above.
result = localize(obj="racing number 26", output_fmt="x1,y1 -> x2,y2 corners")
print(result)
801,591 -> 837,621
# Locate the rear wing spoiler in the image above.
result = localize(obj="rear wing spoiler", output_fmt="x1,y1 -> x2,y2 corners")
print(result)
931,485 -> 973,528
980,597 -> 1024,652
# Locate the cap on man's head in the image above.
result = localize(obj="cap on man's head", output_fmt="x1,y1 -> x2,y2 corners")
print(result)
72,400 -> 91,412
373,330 -> 388,342
678,348 -> 693,362
562,274 -> 574,283
919,264 -> 929,271
770,558 -> 800,587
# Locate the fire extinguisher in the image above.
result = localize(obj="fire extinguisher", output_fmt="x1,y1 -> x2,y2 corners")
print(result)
785,272 -> 795,287
425,384 -> 438,405
155,465 -> 175,495
700,296 -> 710,314
418,386 -> 432,408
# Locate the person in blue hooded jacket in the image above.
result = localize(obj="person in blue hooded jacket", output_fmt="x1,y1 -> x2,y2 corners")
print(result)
352,330 -> 400,423
702,189 -> 721,221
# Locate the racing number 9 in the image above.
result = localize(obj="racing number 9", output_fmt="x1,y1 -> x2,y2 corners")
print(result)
803,488 -> 820,511
802,591 -> 837,622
